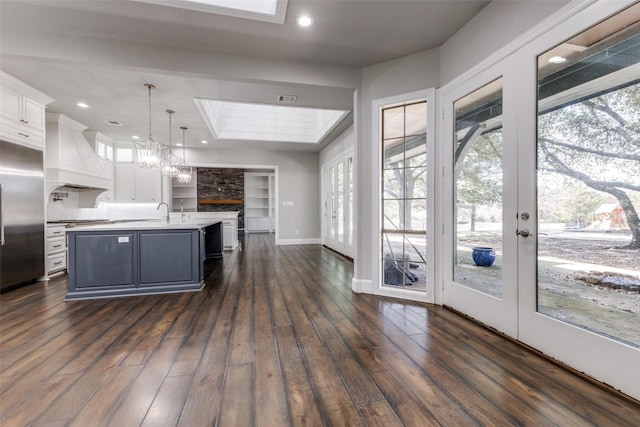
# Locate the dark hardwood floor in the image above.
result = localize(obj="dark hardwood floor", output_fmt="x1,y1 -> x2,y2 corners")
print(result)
1,233 -> 639,426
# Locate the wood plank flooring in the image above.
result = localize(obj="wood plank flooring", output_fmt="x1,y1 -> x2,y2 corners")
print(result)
1,233 -> 639,426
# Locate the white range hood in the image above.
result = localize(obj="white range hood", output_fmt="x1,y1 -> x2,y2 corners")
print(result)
45,113 -> 111,203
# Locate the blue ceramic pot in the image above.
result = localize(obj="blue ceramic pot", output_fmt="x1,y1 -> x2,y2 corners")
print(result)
472,247 -> 495,267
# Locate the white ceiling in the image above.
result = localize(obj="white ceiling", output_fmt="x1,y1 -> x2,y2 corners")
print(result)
0,0 -> 490,151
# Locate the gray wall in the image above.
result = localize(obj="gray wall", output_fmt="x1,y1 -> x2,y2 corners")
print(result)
439,1 -> 570,85
319,124 -> 355,166
186,147 -> 320,241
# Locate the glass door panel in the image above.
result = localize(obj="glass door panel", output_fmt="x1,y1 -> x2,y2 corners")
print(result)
443,63 -> 518,338
337,161 -> 344,243
323,155 -> 354,258
454,78 -> 504,298
329,166 -> 336,242
536,8 -> 640,347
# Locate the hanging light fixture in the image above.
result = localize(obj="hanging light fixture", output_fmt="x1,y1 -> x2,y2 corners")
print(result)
135,84 -> 165,168
176,126 -> 193,184
162,109 -> 180,177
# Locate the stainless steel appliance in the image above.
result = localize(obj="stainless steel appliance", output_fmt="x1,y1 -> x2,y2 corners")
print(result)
0,139 -> 45,290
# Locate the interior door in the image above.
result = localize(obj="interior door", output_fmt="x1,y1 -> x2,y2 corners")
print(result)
442,59 -> 519,338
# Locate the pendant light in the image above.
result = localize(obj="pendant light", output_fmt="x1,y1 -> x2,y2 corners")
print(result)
162,109 -> 180,177
176,126 -> 193,184
135,84 -> 165,168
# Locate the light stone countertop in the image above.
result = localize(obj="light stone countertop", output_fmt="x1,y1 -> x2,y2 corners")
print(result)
65,219 -> 222,232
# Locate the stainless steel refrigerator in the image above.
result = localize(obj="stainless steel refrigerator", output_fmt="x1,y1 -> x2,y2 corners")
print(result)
0,139 -> 45,290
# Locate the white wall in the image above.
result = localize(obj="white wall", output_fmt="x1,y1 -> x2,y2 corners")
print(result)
186,147 -> 320,242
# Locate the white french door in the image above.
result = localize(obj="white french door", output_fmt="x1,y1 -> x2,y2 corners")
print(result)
442,0 -> 640,400
322,153 -> 354,258
442,58 -> 519,338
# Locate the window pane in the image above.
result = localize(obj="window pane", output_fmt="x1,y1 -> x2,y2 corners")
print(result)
348,157 -> 354,246
116,147 -> 133,162
405,199 -> 427,232
406,135 -> 426,167
454,79 -> 504,299
405,167 -> 426,199
384,169 -> 404,200
405,102 -> 427,136
337,162 -> 344,243
384,137 -> 405,169
536,4 -> 640,346
383,106 -> 405,139
383,199 -> 403,230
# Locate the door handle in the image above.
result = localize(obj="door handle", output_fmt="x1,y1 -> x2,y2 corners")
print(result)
517,229 -> 532,238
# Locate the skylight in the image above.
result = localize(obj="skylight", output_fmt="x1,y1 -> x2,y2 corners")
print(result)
134,0 -> 287,23
195,99 -> 350,144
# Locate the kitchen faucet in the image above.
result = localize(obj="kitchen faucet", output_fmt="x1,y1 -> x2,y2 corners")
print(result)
157,202 -> 169,223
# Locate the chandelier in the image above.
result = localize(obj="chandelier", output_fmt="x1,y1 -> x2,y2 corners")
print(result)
161,109 -> 180,177
135,84 -> 165,168
176,126 -> 193,184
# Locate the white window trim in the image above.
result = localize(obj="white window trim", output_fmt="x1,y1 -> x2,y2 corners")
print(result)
371,88 -> 436,303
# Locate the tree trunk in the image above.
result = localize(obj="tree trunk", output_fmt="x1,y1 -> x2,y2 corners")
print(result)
540,145 -> 640,248
470,204 -> 477,232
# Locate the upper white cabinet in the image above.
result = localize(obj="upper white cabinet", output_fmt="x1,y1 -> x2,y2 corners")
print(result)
113,144 -> 161,202
0,71 -> 53,149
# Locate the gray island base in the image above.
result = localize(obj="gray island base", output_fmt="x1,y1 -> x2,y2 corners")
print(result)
65,220 -> 223,300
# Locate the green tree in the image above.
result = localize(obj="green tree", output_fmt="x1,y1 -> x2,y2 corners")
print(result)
538,83 -> 640,248
456,130 -> 502,231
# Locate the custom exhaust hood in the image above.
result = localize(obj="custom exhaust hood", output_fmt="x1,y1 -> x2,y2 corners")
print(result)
45,113 -> 111,206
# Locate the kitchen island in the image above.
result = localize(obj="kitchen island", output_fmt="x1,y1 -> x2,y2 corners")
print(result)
65,220 -> 222,300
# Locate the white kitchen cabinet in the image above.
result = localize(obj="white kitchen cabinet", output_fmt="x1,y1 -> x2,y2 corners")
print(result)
135,167 -> 161,202
46,224 -> 67,276
244,172 -> 275,233
0,71 -> 53,149
113,145 -> 161,202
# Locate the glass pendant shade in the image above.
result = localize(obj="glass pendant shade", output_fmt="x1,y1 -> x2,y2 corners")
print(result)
161,109 -> 180,177
176,126 -> 193,183
135,84 -> 165,169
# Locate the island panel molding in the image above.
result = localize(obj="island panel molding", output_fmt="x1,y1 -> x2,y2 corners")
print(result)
65,220 -> 223,300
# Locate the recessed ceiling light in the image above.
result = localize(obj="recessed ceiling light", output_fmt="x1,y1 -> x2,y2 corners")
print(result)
201,140 -> 208,144
176,143 -> 183,146
296,15 -> 313,27
548,56 -> 567,64
132,135 -> 140,139
77,102 -> 89,108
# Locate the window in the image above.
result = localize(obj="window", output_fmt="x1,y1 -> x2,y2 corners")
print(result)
381,101 -> 427,291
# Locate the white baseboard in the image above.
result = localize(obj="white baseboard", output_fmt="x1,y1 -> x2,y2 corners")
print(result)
352,278 -> 373,293
277,238 -> 322,245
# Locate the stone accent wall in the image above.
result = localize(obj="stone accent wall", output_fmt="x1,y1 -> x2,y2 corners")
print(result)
197,168 -> 245,229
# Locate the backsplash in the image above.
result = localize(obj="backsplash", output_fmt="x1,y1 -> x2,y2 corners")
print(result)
47,195 -> 166,222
